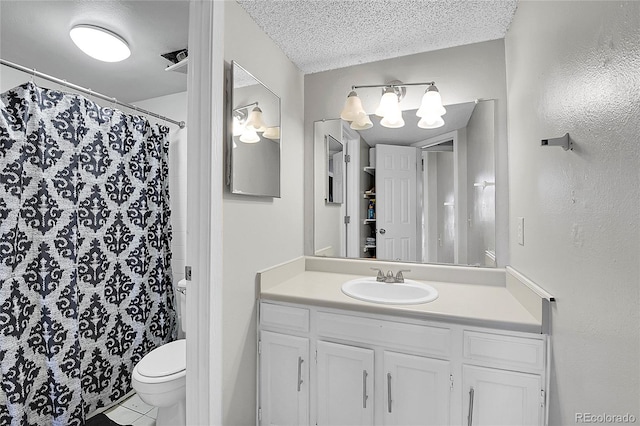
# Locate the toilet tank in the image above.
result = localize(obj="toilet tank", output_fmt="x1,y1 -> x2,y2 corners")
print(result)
177,279 -> 187,333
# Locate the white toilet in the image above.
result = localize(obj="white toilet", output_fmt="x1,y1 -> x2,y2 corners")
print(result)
132,279 -> 187,426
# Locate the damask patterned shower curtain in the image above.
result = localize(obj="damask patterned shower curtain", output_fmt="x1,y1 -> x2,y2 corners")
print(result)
0,82 -> 177,425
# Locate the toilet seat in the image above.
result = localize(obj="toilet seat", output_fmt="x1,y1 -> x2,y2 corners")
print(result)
134,339 -> 186,382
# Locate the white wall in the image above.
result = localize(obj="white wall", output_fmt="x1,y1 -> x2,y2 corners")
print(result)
222,2 -> 305,425
304,39 -> 510,266
505,1 -> 639,423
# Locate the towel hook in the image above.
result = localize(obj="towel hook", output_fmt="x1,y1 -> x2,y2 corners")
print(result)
541,133 -> 572,151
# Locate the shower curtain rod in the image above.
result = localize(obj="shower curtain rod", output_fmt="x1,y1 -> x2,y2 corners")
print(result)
0,59 -> 186,129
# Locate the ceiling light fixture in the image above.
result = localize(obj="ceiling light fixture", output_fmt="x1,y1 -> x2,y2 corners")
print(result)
340,81 -> 446,130
70,25 -> 130,62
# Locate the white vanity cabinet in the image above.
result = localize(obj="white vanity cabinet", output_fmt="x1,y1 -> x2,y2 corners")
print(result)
462,365 -> 542,426
258,303 -> 311,425
258,301 -> 548,426
316,341 -> 374,425
461,331 -> 547,426
259,331 -> 309,426
383,351 -> 451,426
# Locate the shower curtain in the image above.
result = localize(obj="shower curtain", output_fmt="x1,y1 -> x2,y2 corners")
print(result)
0,82 -> 177,425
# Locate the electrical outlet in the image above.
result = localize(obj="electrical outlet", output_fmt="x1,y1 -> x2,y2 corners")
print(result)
517,217 -> 525,246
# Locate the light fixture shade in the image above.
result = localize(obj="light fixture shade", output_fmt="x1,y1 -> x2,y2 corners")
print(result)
340,91 -> 366,121
232,115 -> 244,136
417,115 -> 445,129
239,127 -> 260,143
375,88 -> 399,117
263,126 -> 280,140
416,85 -> 446,117
350,112 -> 373,130
380,110 -> 405,128
246,107 -> 266,132
70,25 -> 130,62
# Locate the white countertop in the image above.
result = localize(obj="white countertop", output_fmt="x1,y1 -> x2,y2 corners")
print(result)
259,259 -> 545,333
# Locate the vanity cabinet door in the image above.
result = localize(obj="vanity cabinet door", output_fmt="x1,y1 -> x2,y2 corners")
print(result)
383,351 -> 451,426
462,365 -> 542,426
259,331 -> 309,426
316,341 -> 374,426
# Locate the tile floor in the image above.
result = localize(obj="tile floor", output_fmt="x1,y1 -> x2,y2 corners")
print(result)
104,393 -> 157,426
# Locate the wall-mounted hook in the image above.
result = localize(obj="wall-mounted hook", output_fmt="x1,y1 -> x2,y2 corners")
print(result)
541,133 -> 572,151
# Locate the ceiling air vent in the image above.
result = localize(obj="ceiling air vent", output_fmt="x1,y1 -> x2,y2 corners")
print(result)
162,48 -> 188,73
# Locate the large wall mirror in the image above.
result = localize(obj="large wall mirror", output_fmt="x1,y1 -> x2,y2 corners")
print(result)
314,100 -> 497,267
229,61 -> 281,197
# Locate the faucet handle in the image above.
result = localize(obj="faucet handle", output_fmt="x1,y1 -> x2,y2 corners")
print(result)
370,268 -> 385,282
395,269 -> 411,283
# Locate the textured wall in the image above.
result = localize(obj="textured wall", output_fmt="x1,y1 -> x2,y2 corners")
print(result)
505,1 -> 640,422
222,2 -> 305,425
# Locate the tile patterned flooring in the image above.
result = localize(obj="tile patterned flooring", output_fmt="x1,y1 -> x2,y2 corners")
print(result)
104,394 -> 157,426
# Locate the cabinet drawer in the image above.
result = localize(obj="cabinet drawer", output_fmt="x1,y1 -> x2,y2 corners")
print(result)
260,302 -> 309,333
463,331 -> 544,371
317,312 -> 450,358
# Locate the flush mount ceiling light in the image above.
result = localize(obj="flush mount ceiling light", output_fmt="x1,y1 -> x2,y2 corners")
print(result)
70,25 -> 130,62
340,80 -> 446,130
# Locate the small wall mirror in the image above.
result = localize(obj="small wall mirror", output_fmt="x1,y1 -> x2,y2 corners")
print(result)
229,61 -> 281,197
326,135 -> 344,204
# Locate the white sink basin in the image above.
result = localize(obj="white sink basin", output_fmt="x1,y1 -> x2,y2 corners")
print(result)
341,277 -> 439,305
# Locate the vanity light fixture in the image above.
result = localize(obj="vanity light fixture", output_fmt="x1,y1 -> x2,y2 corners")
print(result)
70,25 -> 131,62
340,91 -> 366,121
233,102 -> 277,143
262,126 -> 280,140
246,107 -> 267,132
349,112 -> 373,130
417,115 -> 444,129
340,81 -> 446,130
240,127 -> 260,143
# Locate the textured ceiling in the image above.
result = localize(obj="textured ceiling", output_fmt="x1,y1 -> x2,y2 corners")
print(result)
236,0 -> 518,74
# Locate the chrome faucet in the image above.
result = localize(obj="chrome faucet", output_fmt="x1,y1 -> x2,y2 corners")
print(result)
371,268 -> 385,282
371,268 -> 411,283
394,269 -> 411,283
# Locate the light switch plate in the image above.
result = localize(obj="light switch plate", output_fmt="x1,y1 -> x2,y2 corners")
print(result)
517,217 -> 525,246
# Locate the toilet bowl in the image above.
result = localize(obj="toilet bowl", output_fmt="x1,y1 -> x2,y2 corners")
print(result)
131,279 -> 187,426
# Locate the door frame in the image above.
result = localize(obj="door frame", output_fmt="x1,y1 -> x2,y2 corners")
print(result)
186,1 -> 224,424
